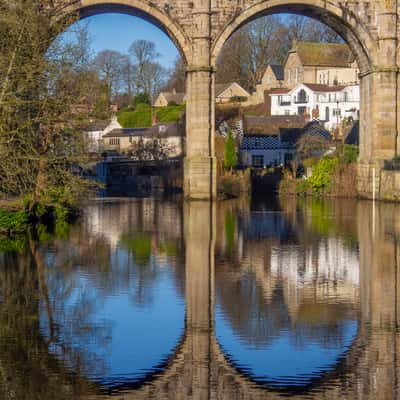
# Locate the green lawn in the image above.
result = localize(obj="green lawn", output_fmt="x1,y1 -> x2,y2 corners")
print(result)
156,104 -> 185,123
117,104 -> 152,128
117,103 -> 185,128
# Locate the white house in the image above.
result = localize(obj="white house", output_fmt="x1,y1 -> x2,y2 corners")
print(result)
270,83 -> 360,131
86,116 -> 122,152
102,121 -> 184,159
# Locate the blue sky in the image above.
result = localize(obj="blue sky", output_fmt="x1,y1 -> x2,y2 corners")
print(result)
61,13 -> 179,68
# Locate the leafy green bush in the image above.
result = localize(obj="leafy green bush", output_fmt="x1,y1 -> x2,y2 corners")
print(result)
308,157 -> 339,194
342,145 -> 358,164
296,179 -> 310,195
0,209 -> 29,233
132,93 -> 151,107
0,236 -> 27,253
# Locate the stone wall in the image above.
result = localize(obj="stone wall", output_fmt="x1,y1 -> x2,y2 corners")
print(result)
358,161 -> 400,201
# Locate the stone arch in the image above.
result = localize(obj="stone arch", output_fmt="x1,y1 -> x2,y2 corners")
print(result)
55,0 -> 191,64
211,0 -> 376,74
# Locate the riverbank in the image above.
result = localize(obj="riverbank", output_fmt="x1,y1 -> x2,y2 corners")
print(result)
0,197 -> 80,235
279,145 -> 358,199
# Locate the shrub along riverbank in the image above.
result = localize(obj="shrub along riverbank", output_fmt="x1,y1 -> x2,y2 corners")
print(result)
0,189 -> 83,236
279,145 -> 358,198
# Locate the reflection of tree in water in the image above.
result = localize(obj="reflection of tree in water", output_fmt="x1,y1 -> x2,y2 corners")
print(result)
0,199 -> 186,398
0,252 -> 96,400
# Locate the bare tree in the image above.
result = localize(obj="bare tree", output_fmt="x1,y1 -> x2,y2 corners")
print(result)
93,50 -> 126,102
128,136 -> 176,161
216,14 -> 343,91
163,56 -> 186,92
128,39 -> 167,97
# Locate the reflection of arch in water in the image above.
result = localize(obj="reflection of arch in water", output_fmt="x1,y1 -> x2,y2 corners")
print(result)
213,274 -> 365,394
93,330 -> 187,394
212,322 -> 367,396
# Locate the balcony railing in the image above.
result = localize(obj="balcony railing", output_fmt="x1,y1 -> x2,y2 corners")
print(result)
318,97 -> 360,103
294,96 -> 309,104
279,100 -> 291,106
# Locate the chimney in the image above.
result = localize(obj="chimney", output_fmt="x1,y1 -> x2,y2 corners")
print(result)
152,111 -> 158,126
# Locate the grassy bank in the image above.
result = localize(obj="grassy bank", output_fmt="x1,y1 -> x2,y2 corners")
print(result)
117,104 -> 185,128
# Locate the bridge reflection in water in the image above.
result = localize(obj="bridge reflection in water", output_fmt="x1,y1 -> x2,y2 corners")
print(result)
0,198 -> 399,399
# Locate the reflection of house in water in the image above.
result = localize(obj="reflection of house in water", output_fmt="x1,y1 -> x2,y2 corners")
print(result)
215,200 -> 361,352
84,198 -> 183,251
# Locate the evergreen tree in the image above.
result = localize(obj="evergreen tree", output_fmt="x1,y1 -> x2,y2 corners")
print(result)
224,130 -> 238,171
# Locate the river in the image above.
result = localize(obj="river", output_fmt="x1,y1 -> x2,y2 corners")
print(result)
0,195 -> 399,399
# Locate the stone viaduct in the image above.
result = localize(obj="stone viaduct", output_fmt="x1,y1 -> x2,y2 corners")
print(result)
49,0 -> 399,199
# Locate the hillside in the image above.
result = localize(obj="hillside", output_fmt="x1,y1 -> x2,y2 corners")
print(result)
117,104 -> 185,128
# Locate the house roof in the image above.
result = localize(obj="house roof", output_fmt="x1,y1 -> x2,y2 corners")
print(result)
146,122 -> 184,138
86,120 -> 111,131
268,88 -> 291,95
270,64 -> 284,80
280,121 -> 331,144
157,91 -> 185,105
289,41 -> 355,68
103,122 -> 184,139
302,83 -> 346,92
215,82 -> 250,98
243,115 -> 306,135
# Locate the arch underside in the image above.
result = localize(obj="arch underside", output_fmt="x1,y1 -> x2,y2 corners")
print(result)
212,1 -> 374,74
62,1 -> 190,63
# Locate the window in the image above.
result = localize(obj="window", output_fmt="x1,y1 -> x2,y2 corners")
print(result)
285,109 -> 290,115
325,107 -> 330,121
333,108 -> 342,116
110,138 -> 120,145
252,155 -> 264,168
296,89 -> 307,103
298,106 -> 307,115
267,76 -> 272,84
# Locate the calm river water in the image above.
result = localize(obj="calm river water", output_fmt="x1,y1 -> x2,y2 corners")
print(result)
0,196 -> 399,399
